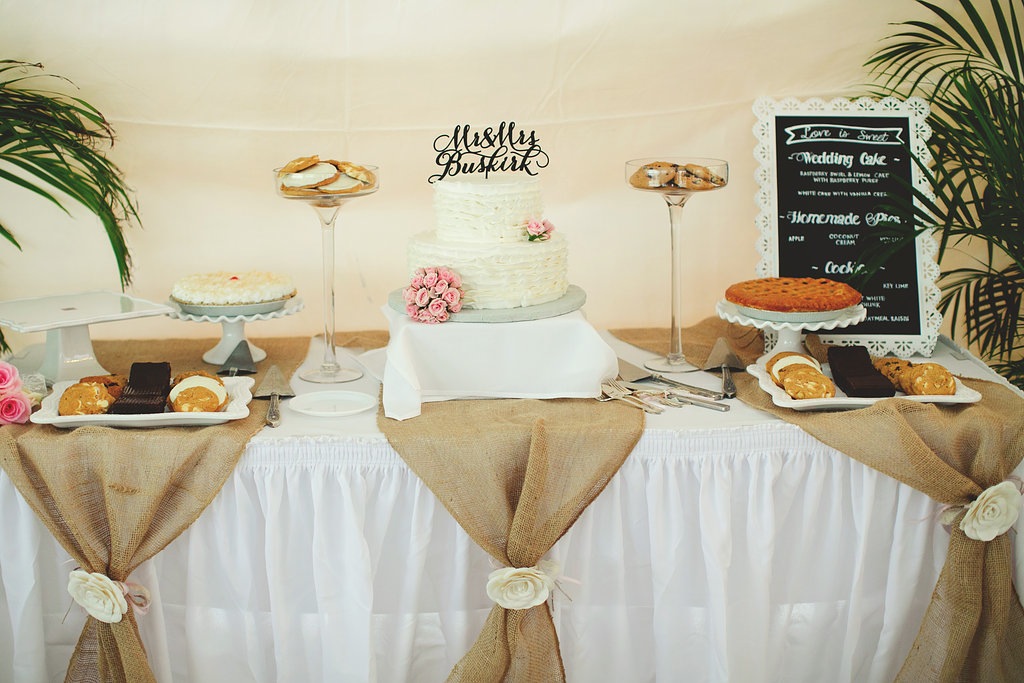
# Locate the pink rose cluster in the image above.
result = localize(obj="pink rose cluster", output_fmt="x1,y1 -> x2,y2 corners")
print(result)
402,266 -> 464,324
526,218 -> 555,242
0,361 -> 33,426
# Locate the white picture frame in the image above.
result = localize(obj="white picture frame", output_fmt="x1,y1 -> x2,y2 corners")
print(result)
752,96 -> 941,358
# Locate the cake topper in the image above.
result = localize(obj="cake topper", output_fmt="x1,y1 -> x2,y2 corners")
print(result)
430,121 -> 549,182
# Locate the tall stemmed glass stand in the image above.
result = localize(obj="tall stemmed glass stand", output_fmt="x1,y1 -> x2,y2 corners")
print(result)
276,167 -> 378,383
626,157 -> 728,373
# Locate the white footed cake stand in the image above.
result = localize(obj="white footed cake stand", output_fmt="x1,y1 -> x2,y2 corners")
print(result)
716,300 -> 867,362
166,296 -> 304,365
0,291 -> 173,382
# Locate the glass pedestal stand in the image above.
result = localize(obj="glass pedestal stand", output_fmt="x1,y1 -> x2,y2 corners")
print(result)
275,164 -> 379,384
307,202 -> 359,383
625,157 -> 729,373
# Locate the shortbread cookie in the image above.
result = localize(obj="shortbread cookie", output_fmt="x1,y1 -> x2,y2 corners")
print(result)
78,374 -> 128,400
58,382 -> 115,416
779,365 -> 836,400
901,362 -> 957,396
725,277 -> 863,313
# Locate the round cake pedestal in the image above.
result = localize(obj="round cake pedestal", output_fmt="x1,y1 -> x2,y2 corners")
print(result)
716,300 -> 867,362
387,285 -> 587,323
166,297 -> 304,365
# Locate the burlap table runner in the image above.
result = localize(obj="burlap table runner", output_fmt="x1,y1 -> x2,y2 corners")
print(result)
378,393 -> 644,681
613,321 -> 1024,682
0,336 -> 311,683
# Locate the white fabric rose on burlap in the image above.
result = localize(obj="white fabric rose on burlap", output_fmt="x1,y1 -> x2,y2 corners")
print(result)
959,480 -> 1023,542
486,560 -> 559,610
67,570 -> 129,623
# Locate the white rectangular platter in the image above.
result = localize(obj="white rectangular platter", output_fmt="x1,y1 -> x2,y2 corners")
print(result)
31,377 -> 254,428
748,360 -> 981,411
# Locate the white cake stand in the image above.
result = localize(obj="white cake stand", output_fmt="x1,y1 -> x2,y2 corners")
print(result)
166,296 -> 304,364
0,291 -> 173,383
716,300 -> 867,362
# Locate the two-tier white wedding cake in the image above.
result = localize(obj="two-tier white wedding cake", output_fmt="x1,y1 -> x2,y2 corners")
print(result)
407,174 -> 569,310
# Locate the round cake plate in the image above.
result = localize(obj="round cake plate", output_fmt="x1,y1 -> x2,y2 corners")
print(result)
170,296 -> 294,317
716,300 -> 867,361
166,296 -> 305,365
387,285 -> 587,323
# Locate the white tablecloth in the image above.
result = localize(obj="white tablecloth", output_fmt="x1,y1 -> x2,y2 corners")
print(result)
1,333 -> 1020,683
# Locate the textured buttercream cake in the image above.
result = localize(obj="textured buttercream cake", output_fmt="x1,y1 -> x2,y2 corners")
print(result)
171,271 -> 296,306
407,175 -> 569,309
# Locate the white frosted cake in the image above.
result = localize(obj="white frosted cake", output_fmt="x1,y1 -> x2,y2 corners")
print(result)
171,271 -> 295,306
407,175 -> 569,309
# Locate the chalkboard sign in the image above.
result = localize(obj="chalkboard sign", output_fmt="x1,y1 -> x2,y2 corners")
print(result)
753,97 -> 941,357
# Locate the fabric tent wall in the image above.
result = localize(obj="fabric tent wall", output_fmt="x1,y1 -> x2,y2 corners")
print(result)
0,0 -> 938,349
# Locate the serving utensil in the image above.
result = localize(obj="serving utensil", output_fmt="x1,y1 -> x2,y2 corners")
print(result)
218,341 -> 257,376
601,380 -> 663,414
617,358 -> 725,401
620,381 -> 731,412
253,365 -> 294,427
702,338 -> 744,399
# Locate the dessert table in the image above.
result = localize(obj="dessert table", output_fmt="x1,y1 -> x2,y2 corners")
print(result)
1,330 -> 1021,682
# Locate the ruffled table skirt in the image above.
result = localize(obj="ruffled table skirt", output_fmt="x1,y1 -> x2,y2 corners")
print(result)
1,422 -> 952,682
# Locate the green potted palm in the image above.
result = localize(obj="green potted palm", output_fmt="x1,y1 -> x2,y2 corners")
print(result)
865,0 -> 1024,388
0,59 -> 139,352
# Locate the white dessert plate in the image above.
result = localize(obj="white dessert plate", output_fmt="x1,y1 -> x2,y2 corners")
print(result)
387,284 -> 586,323
748,361 -> 982,411
288,390 -> 377,417
32,377 -> 254,428
170,296 -> 294,317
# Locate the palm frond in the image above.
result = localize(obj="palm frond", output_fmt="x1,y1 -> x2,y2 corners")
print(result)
0,59 -> 138,284
865,0 -> 1024,388
0,59 -> 140,353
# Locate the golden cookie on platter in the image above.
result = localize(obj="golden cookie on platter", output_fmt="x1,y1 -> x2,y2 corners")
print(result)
871,357 -> 914,392
78,374 -> 128,399
58,382 -> 115,416
779,366 -> 836,400
902,362 -> 957,396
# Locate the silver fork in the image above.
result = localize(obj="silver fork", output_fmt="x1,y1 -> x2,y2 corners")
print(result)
601,380 -> 664,414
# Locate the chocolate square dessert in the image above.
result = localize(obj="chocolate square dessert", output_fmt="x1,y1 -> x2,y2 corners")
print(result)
826,345 -> 896,398
107,362 -> 172,414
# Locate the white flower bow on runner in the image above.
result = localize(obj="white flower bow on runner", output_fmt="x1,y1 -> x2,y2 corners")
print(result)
67,569 -> 151,624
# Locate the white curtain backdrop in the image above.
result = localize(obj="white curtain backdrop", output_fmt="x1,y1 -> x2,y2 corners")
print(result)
0,0 -> 968,352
